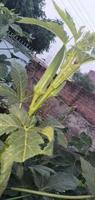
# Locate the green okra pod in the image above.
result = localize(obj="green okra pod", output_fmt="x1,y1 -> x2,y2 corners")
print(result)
34,45 -> 65,94
29,45 -> 65,115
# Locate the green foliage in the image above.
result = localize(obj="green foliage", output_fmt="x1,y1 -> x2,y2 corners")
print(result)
53,0 -> 79,40
1,0 -> 56,53
1,118 -> 95,199
0,3 -> 19,39
42,116 -> 68,148
19,17 -> 68,44
73,71 -> 95,92
69,132 -> 92,154
0,105 -> 54,196
3,130 -> 95,199
1,1 -> 95,199
0,62 -> 28,105
0,60 -> 54,197
0,54 -> 10,80
0,113 -> 19,136
42,172 -> 80,192
10,61 -> 28,104
0,147 -> 13,196
0,2 -> 26,59
2,0 -> 45,18
81,157 -> 95,194
27,25 -> 55,53
0,83 -> 18,104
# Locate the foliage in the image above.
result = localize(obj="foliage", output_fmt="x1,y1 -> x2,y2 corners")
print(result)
2,130 -> 95,200
69,132 -> 92,154
0,54 -> 10,80
1,0 -> 56,53
0,2 -> 28,59
2,0 -> 45,18
81,157 -> 95,194
0,3 -> 20,39
0,1 -> 95,199
72,71 -> 95,92
0,61 -> 55,197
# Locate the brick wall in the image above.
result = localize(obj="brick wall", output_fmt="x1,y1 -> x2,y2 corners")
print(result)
88,70 -> 95,86
60,81 -> 95,125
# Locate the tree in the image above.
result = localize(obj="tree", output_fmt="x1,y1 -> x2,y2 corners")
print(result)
3,0 -> 45,18
72,70 -> 95,92
2,0 -> 55,53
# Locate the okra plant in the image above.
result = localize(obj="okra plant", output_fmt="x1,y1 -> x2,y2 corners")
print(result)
0,0 -> 95,198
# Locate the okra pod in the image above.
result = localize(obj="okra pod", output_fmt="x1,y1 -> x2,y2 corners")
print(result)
34,45 -> 65,94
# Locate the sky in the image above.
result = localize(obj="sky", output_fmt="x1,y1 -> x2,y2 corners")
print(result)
40,0 -> 95,73
45,0 -> 95,30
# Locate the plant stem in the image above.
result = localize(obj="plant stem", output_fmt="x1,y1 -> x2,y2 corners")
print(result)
6,194 -> 30,200
19,103 -> 22,109
11,187 -> 95,199
28,86 -> 53,116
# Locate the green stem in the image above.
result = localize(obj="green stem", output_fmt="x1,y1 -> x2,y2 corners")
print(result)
19,103 -> 22,109
6,194 -> 30,200
11,187 -> 95,199
28,86 -> 53,116
29,93 -> 41,114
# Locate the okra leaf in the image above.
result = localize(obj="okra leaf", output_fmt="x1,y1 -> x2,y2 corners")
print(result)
11,61 -> 28,104
0,83 -> 18,105
6,130 -> 44,163
0,113 -> 19,136
53,0 -> 78,40
0,146 -> 14,197
42,172 -> 80,192
81,157 -> 95,194
9,105 -> 31,128
40,126 -> 54,143
43,116 -> 65,129
6,128 -> 53,163
18,18 -> 69,44
34,45 -> 65,92
77,32 -> 95,51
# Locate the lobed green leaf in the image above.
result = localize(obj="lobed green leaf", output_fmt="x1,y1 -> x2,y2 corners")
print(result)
18,18 -> 68,43
0,113 -> 19,136
11,61 -> 28,104
0,83 -> 18,104
53,0 -> 78,40
81,157 -> 95,194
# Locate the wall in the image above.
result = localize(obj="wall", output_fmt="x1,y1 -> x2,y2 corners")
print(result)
59,81 -> 95,125
88,70 -> 95,86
